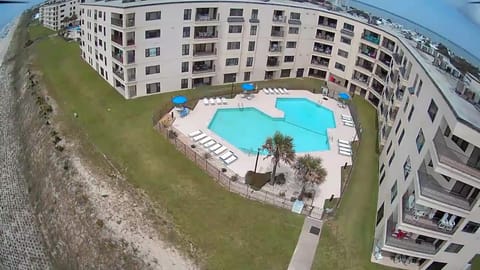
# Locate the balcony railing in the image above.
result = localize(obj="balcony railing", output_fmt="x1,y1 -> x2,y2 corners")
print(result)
393,53 -> 403,65
111,18 -> 123,27
111,36 -> 123,46
195,14 -> 218,21
113,68 -> 124,80
126,39 -> 135,46
311,59 -> 329,67
272,15 -> 286,23
360,48 -> 377,59
112,53 -> 123,63
267,60 -> 280,67
402,198 -> 457,235
362,34 -> 380,45
316,34 -> 334,42
340,28 -> 354,37
355,62 -> 373,72
193,49 -> 216,57
385,222 -> 439,255
194,31 -> 218,39
268,45 -> 282,52
271,30 -> 285,37
313,46 -> 332,55
432,131 -> 480,180
417,166 -> 473,211
192,65 -> 215,74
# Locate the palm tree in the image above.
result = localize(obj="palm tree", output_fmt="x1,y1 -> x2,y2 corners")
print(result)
262,131 -> 295,185
293,154 -> 327,194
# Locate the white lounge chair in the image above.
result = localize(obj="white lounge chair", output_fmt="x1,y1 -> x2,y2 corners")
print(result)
338,142 -> 351,148
342,119 -> 354,124
339,149 -> 352,156
339,145 -> 352,152
198,136 -> 212,144
219,151 -> 233,160
221,97 -> 227,104
224,155 -> 238,165
273,88 -> 281,94
278,88 -> 285,94
204,140 -> 216,148
188,130 -> 202,137
344,122 -> 355,127
268,88 -> 275,94
283,88 -> 289,94
203,98 -> 209,105
209,143 -> 222,152
216,97 -> 222,104
338,139 -> 351,145
209,98 -> 215,105
263,88 -> 269,95
341,114 -> 352,120
193,133 -> 207,141
214,146 -> 227,155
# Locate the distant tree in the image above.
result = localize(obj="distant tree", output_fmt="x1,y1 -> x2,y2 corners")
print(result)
293,154 -> 327,192
262,132 -> 295,185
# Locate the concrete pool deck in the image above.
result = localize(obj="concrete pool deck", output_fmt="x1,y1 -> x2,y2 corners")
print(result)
172,90 -> 357,210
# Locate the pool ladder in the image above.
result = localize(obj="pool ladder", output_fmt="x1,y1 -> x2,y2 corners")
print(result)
237,102 -> 245,111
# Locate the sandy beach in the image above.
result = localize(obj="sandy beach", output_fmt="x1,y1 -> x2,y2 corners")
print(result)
0,18 -> 19,66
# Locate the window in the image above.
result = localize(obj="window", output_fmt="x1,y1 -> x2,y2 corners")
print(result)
376,203 -> 384,225
343,23 -> 354,31
417,80 -> 423,96
250,25 -> 257,35
246,57 -> 253,67
427,100 -> 438,121
145,65 -> 160,75
145,29 -> 160,39
146,82 -> 160,94
386,141 -> 393,154
183,9 -> 191,20
403,157 -> 411,179
145,11 -> 161,21
462,221 -> 479,233
280,69 -> 291,78
226,58 -> 239,66
251,9 -> 258,19
390,181 -> 397,203
224,73 -> 236,83
398,129 -> 405,144
403,96 -> 410,113
284,56 -> 294,62
145,47 -> 160,57
181,78 -> 188,89
452,135 -> 469,152
335,62 -> 345,71
286,41 -> 296,48
408,106 -> 414,121
416,129 -> 425,152
338,49 -> 348,58
229,25 -> 242,33
290,12 -> 300,20
379,171 -> 386,184
445,243 -> 464,253
340,36 -> 351,44
289,27 -> 299,34
182,44 -> 189,56
183,27 -> 190,38
244,72 -> 251,81
227,41 -> 241,50
444,126 -> 451,137
181,62 -> 189,72
248,41 -> 255,51
388,152 -> 395,166
229,8 -> 243,16
395,120 -> 402,134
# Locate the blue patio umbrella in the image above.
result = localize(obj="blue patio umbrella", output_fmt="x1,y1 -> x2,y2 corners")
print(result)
241,83 -> 255,91
338,92 -> 351,100
171,95 -> 188,105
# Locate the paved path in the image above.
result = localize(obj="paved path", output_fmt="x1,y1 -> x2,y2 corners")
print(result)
288,217 -> 323,270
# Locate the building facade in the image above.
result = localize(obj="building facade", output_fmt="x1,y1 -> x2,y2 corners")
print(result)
79,1 -> 480,269
39,0 -> 80,31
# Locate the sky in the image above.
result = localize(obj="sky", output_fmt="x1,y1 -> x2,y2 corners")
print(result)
353,0 -> 480,60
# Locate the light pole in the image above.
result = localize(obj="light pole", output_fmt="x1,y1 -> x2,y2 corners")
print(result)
254,148 -> 260,173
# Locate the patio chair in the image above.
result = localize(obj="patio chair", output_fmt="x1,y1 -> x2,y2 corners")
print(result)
203,98 -> 209,105
198,136 -> 212,144
273,88 -> 281,94
338,141 -> 351,149
338,145 -> 352,152
344,122 -> 354,127
214,145 -> 227,155
224,155 -> 238,165
216,97 -> 222,104
204,140 -> 216,148
339,149 -> 352,156
209,143 -> 222,152
342,119 -> 354,125
221,97 -> 228,104
268,88 -> 275,94
283,88 -> 289,94
341,114 -> 352,120
263,88 -> 270,95
219,151 -> 233,160
338,139 -> 351,145
188,130 -> 202,137
209,98 -> 215,105
193,133 -> 207,141
278,88 -> 285,94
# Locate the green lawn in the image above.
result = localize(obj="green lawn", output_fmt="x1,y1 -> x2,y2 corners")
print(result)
27,21 -> 55,40
28,25 -> 308,270
313,97 -> 394,270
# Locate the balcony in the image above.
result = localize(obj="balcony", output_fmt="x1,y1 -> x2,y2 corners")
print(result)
340,28 -> 354,37
126,50 -> 135,64
313,44 -> 332,55
372,80 -> 384,94
417,163 -> 474,211
395,88 -> 405,101
352,71 -> 370,86
311,56 -> 329,68
359,44 -> 377,59
271,30 -> 285,37
267,58 -> 280,67
315,30 -> 335,42
195,8 -> 218,22
382,38 -> 396,51
193,48 -> 217,57
432,131 -> 480,180
375,67 -> 388,82
355,59 -> 374,72
272,15 -> 286,23
112,52 -> 123,63
393,53 -> 403,65
379,52 -> 392,67
318,16 -> 337,29
112,67 -> 124,80
111,35 -> 123,46
386,221 -> 440,255
268,45 -> 282,53
362,30 -> 381,45
193,62 -> 215,74
111,14 -> 123,27
194,31 -> 218,39
227,17 -> 244,23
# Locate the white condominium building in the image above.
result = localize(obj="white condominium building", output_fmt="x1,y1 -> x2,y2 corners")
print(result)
39,0 -> 80,31
79,1 -> 480,269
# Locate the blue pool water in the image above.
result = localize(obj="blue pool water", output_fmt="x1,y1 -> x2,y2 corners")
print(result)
208,98 -> 336,154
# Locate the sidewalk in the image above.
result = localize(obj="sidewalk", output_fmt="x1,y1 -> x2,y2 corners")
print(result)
288,217 -> 323,270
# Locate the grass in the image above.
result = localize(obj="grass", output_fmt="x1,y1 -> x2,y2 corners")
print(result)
27,21 -> 55,40
313,96 -> 394,270
27,24 -> 310,270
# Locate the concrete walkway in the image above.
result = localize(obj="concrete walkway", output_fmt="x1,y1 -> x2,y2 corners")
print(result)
288,217 -> 323,270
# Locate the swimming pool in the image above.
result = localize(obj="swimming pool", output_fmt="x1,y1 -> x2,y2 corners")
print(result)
208,98 -> 336,154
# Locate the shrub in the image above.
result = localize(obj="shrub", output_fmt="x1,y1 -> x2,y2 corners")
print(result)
274,173 -> 286,185
221,168 -> 227,173
203,152 -> 211,160
231,174 -> 239,182
245,171 -> 271,190
168,130 -> 177,139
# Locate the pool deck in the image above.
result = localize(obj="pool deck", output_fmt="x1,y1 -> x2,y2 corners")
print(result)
172,90 -> 357,210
